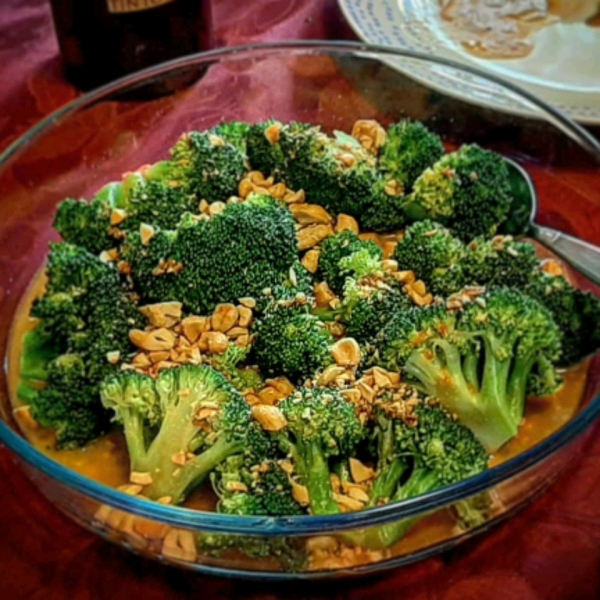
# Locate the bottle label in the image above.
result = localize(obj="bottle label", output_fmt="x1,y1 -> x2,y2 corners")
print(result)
107,0 -> 175,13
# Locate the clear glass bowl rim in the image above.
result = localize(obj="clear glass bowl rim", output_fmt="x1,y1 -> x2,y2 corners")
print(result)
1,40 -> 599,536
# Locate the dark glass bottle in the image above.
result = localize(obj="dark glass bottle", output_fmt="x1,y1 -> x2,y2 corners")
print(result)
49,0 -> 212,90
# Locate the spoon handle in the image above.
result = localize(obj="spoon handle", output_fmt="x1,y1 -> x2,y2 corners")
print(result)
532,224 -> 600,286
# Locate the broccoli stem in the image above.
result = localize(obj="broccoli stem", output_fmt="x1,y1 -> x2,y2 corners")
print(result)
121,408 -> 150,472
367,457 -> 407,508
506,354 -> 536,424
144,435 -> 243,504
294,441 -> 339,516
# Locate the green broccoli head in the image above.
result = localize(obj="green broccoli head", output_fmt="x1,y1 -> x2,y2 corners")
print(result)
210,121 -> 251,153
394,220 -> 467,296
404,144 -> 513,241
318,230 -> 383,296
525,271 -> 600,367
251,302 -> 334,384
464,235 -> 539,289
379,120 -> 445,192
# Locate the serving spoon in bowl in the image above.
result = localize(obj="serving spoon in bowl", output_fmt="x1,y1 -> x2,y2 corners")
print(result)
501,159 -> 600,286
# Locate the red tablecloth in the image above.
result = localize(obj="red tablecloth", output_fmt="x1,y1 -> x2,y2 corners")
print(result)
1,1 -> 600,599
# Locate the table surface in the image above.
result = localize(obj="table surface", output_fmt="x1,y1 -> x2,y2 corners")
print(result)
2,1 -> 600,598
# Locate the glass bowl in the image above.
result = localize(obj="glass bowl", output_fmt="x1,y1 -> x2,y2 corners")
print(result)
1,41 -> 599,580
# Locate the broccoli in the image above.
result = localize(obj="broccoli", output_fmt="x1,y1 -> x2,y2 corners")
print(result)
525,271 -> 600,367
275,387 -> 365,516
394,220 -> 467,296
20,243 -> 142,447
403,144 -> 513,241
374,289 -> 562,451
17,326 -> 60,402
356,396 -> 488,548
252,122 -> 406,232
100,365 -> 261,504
212,452 -> 304,517
210,121 -> 251,153
317,230 -> 383,296
251,301 -> 334,384
379,120 -> 445,192
464,235 -> 539,289
123,195 -> 299,315
197,532 -> 307,572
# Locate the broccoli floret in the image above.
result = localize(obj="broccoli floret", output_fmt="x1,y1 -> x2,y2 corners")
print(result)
101,365 -> 260,504
22,243 -> 142,447
163,131 -> 246,202
465,235 -> 539,289
197,532 -> 307,572
246,120 -> 302,179
403,145 -> 513,241
275,387 -> 365,516
525,271 -> 600,367
374,289 -> 562,451
30,354 -> 110,448
207,345 -> 263,393
379,120 -> 445,192
251,301 -> 334,384
213,451 -> 304,517
394,220 -> 467,296
318,230 -> 383,296
210,121 -> 251,153
357,396 -> 488,548
18,327 -> 60,400
123,195 -> 298,315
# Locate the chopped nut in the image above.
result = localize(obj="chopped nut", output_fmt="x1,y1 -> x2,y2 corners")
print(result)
542,259 -> 565,277
289,203 -> 333,225
283,189 -> 306,204
12,405 -> 40,431
291,481 -> 310,506
117,484 -> 144,496
171,451 -> 186,466
238,306 -> 253,328
130,472 -> 153,486
199,331 -> 229,354
265,376 -> 295,397
349,458 -> 375,483
129,328 -> 176,352
351,120 -> 387,152
382,259 -> 398,273
314,281 -> 336,308
268,183 -> 287,199
297,223 -> 334,250
209,201 -> 226,216
181,316 -> 210,343
199,199 -> 210,213
384,179 -> 404,197
239,297 -> 256,309
394,270 -> 416,284
346,485 -> 370,503
330,338 -> 361,368
244,393 -> 261,406
357,380 -> 376,403
157,496 -> 173,505
110,208 -> 128,226
140,223 -> 156,246
264,123 -> 281,144
382,241 -> 398,259
140,301 -> 183,328
99,248 -> 119,263
325,321 -> 346,338
248,171 -> 266,185
252,405 -> 288,431
148,350 -> 171,364
236,334 -> 250,348
278,460 -> 294,475
162,529 -> 198,562
211,303 -> 239,332
371,367 -> 393,389
335,214 -> 360,234
106,350 -> 121,364
257,386 -> 285,406
132,353 -> 152,368
238,178 -> 254,198
340,388 -> 362,405
407,288 -> 433,307
333,493 -> 364,512
336,153 -> 356,167
301,248 -> 321,274
411,280 -> 427,296
196,407 -> 217,422
227,326 -> 248,339
226,481 -> 249,493
317,364 -> 347,386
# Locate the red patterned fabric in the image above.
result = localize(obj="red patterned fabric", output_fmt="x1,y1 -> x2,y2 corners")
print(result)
1,2 -> 600,599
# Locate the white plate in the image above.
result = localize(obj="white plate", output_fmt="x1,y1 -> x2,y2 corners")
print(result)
338,0 -> 600,124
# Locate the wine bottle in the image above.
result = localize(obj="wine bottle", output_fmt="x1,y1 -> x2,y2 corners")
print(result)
49,0 -> 212,90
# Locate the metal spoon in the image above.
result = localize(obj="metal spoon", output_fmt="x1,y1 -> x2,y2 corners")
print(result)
501,159 -> 600,286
